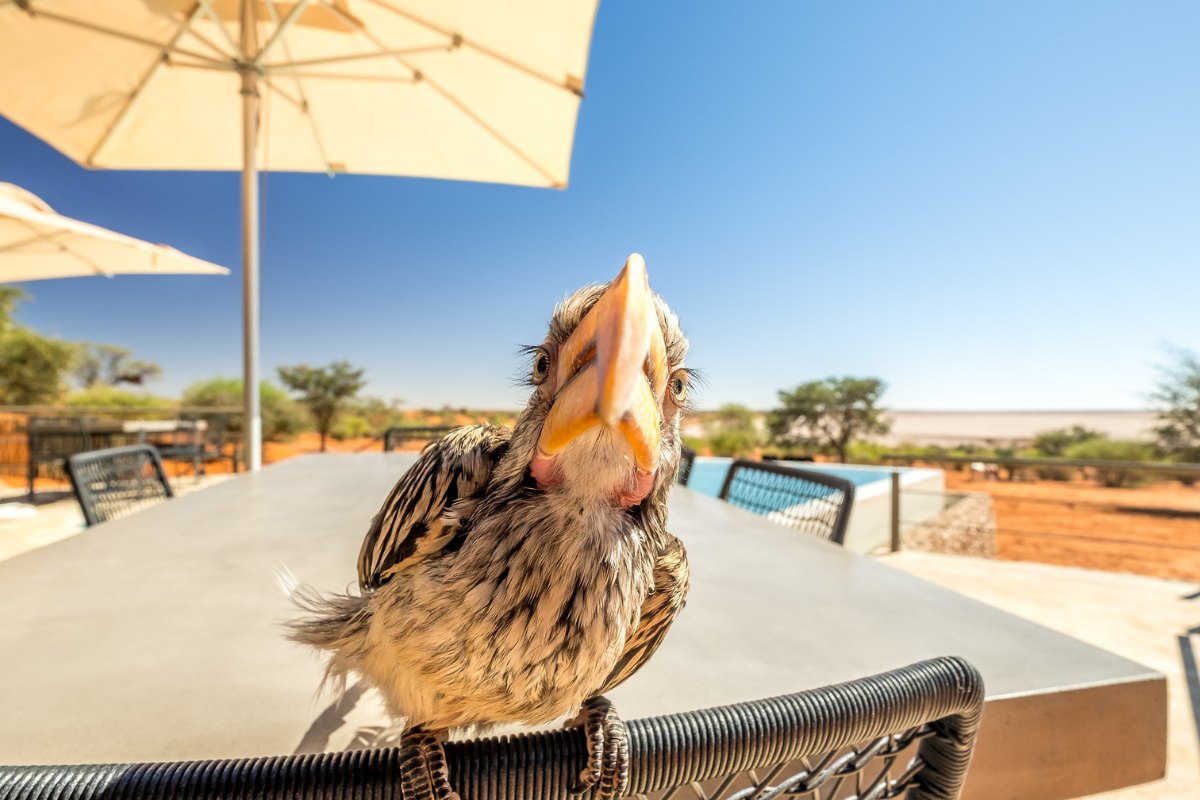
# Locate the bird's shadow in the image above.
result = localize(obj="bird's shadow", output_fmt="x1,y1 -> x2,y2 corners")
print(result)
293,682 -> 404,754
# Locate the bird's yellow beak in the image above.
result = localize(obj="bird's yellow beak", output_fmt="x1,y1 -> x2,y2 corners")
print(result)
537,254 -> 668,473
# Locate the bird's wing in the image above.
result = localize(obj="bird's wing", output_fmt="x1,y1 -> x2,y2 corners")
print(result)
358,425 -> 510,590
599,533 -> 690,694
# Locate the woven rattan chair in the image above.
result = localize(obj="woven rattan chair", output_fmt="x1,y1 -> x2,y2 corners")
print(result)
676,446 -> 696,486
0,657 -> 983,800
383,426 -> 457,451
719,460 -> 855,545
66,445 -> 174,527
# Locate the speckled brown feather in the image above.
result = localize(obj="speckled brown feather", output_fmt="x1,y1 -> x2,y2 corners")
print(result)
600,534 -> 689,694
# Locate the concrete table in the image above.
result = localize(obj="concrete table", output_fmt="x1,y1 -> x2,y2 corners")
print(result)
0,455 -> 1165,799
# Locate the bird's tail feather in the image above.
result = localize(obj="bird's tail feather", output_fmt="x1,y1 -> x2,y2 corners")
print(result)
278,566 -> 372,696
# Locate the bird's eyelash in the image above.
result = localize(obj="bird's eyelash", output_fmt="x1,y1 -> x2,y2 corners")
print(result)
678,367 -> 705,413
513,344 -> 546,387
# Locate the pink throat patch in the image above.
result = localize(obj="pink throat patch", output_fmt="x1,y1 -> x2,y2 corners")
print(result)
530,452 -> 656,508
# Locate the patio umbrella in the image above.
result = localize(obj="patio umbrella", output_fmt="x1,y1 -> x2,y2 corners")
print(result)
0,182 -> 229,281
0,0 -> 599,470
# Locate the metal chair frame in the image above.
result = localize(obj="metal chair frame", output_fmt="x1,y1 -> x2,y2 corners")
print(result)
719,459 -> 855,545
65,445 -> 174,527
382,426 -> 457,451
0,657 -> 984,800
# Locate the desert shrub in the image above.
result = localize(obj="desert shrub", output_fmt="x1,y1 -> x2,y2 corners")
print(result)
704,404 -> 761,457
1032,426 -> 1106,458
182,377 -> 309,441
1063,439 -> 1154,487
331,413 -> 372,441
844,441 -> 889,465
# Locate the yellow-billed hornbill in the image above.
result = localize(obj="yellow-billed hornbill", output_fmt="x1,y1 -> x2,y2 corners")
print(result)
289,254 -> 690,800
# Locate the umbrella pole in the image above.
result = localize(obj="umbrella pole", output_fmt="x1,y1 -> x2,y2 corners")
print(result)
240,64 -> 262,472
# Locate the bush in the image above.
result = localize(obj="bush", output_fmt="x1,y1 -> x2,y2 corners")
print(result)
331,413 -> 371,441
703,404 -> 761,457
843,441 -> 889,465
64,386 -> 170,409
1063,439 -> 1155,487
1032,426 -> 1106,458
182,377 -> 310,441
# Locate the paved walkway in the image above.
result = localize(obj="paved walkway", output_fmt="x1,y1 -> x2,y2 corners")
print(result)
0,474 -> 232,563
882,551 -> 1199,799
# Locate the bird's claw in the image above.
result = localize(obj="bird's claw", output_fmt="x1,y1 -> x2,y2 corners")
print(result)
399,727 -> 460,800
568,695 -> 629,799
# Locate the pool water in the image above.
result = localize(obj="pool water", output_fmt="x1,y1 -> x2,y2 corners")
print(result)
684,458 -> 896,499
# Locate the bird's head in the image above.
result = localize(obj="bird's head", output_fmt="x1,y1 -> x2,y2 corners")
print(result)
509,254 -> 689,514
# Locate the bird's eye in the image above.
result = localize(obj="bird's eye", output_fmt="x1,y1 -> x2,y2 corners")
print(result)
668,370 -> 688,403
531,349 -> 551,384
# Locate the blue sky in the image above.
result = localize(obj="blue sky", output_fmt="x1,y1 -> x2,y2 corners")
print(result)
3,1 -> 1197,410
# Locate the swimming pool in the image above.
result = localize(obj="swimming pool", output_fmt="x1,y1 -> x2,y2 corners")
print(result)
684,457 -> 899,498
682,457 -> 945,554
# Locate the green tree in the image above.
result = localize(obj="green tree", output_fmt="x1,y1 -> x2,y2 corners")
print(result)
0,327 -> 76,405
1031,426 -> 1106,457
277,361 -> 367,452
0,288 -> 76,405
182,377 -> 308,441
1152,348 -> 1200,465
73,343 -> 162,387
704,403 -> 762,457
767,377 -> 891,462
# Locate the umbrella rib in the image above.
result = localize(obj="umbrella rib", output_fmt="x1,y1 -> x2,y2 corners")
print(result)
316,0 -> 561,186
58,240 -> 112,277
263,1 -> 335,174
361,0 -> 585,97
17,6 -> 230,69
264,44 -> 449,72
419,73 -> 561,186
84,2 -> 215,167
0,225 -> 69,255
256,0 -> 312,64
196,0 -> 244,60
10,219 -> 109,277
261,77 -> 304,109
270,71 -> 416,83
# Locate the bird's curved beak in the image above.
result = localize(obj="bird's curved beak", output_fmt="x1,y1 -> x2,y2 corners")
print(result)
537,254 -> 668,475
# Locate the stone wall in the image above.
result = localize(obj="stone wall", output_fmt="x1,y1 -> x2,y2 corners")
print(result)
902,492 -> 997,557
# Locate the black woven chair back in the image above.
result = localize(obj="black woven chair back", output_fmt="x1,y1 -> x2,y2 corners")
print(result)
719,459 -> 855,545
676,446 -> 696,485
66,445 -> 174,527
0,657 -> 983,800
383,426 -> 457,451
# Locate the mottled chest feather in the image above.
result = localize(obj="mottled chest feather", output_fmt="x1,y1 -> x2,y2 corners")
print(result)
362,494 -> 658,728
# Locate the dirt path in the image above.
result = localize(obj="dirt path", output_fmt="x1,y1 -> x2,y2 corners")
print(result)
944,471 -> 1200,580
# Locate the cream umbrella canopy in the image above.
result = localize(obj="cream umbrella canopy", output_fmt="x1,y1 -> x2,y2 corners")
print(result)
0,0 -> 599,469
0,182 -> 229,281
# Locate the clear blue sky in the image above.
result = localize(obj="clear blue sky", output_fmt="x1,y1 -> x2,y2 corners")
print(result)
3,1 -> 1197,411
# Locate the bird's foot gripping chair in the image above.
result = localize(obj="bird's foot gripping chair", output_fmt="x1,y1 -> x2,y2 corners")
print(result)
0,657 -> 983,800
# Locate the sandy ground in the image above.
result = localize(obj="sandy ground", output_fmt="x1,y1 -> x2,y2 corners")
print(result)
942,471 -> 1200,580
883,551 -> 1199,800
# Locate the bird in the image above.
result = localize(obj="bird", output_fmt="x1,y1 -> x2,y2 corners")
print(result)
288,254 -> 691,800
